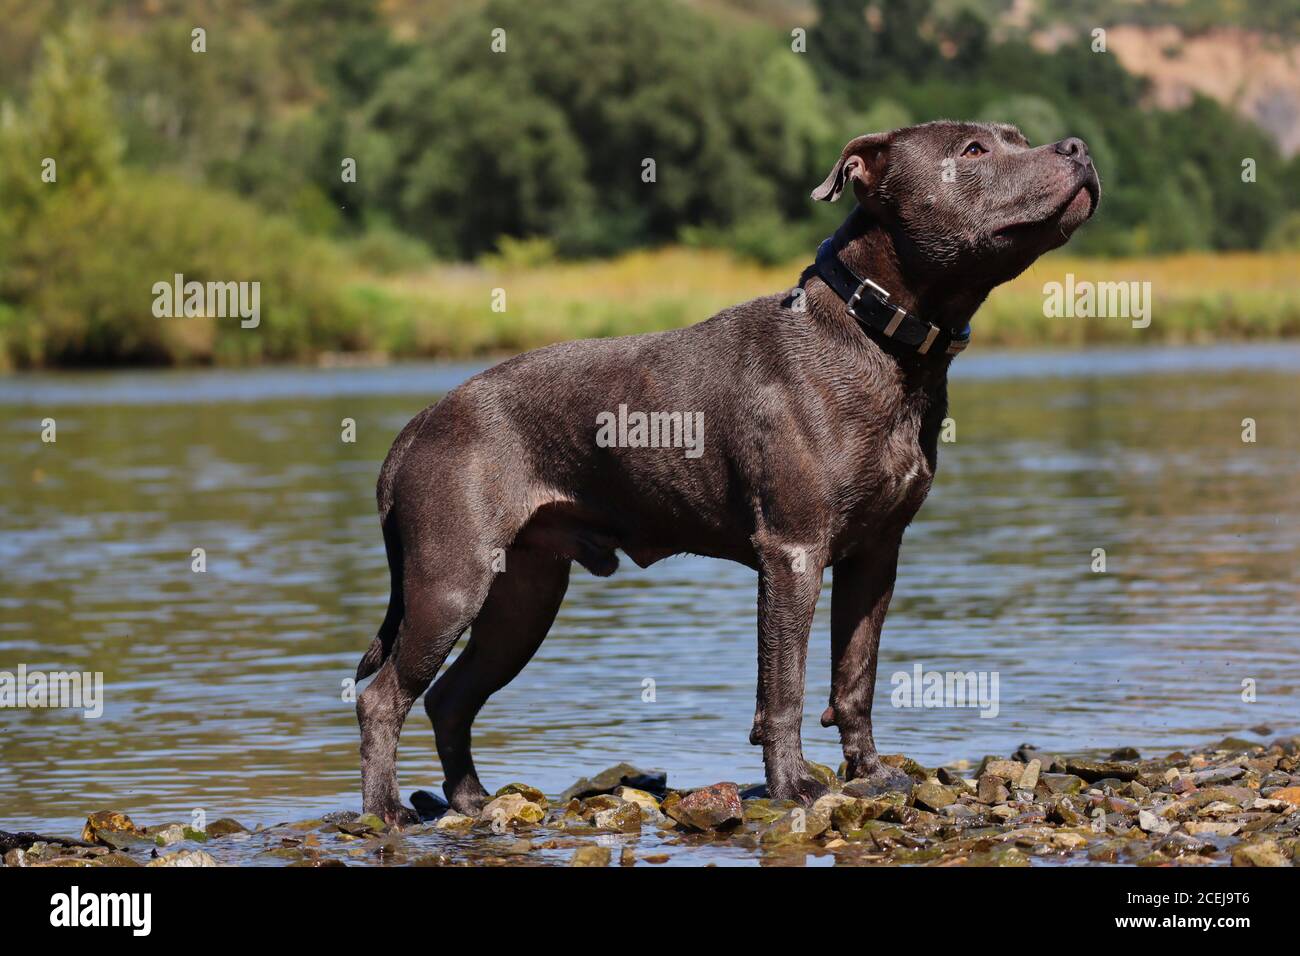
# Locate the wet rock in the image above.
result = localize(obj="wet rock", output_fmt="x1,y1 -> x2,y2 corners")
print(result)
578,794 -> 622,817
811,792 -> 857,816
152,824 -> 186,846
337,815 -> 387,836
988,846 -> 1030,867
760,807 -> 830,845
843,773 -> 914,799
81,811 -> 144,847
990,804 -> 1018,822
1018,759 -> 1042,792
1157,832 -> 1212,858
1252,797 -> 1293,812
147,849 -> 217,867
807,761 -> 840,789
937,766 -> 969,786
1064,759 -> 1139,783
1040,773 -> 1086,795
321,810 -> 359,824
29,857 -> 96,867
941,803 -> 985,822
614,787 -> 661,812
480,793 -> 545,829
410,790 -> 450,821
592,802 -> 642,832
1184,821 -> 1242,837
205,818 -> 248,838
1231,840 -> 1289,867
981,760 -> 1024,786
1272,786 -> 1300,807
1048,797 -> 1086,827
742,798 -> 792,826
494,783 -> 549,810
1192,786 -> 1256,809
977,774 -> 1011,805
569,845 -> 611,867
4,848 -> 27,867
662,783 -> 743,832
1050,831 -> 1089,851
1137,810 -> 1172,835
434,813 -> 475,831
1215,737 -> 1264,752
1088,841 -> 1121,863
830,798 -> 889,833
1100,795 -> 1140,816
882,754 -> 929,780
1109,747 -> 1141,761
1190,766 -> 1245,786
561,764 -> 667,801
913,782 -> 957,813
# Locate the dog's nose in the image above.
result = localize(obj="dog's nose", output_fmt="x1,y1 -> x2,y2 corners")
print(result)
1054,137 -> 1091,167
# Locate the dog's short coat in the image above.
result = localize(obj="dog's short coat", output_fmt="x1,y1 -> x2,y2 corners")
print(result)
356,121 -> 1099,824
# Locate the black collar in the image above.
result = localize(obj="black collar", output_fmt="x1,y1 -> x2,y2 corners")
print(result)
805,230 -> 971,359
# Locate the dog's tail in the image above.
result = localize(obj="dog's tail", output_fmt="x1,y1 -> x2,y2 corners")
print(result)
356,418 -> 422,682
355,508 -> 403,681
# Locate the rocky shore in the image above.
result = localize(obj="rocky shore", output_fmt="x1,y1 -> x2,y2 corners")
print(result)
4,734 -> 1298,867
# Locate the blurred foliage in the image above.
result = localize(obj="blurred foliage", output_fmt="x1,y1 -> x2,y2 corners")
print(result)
0,0 -> 1296,367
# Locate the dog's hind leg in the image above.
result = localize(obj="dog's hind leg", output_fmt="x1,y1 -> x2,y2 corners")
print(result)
424,548 -> 570,815
358,553 -> 494,826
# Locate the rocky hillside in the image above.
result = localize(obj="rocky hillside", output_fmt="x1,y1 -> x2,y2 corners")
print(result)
1037,24 -> 1300,157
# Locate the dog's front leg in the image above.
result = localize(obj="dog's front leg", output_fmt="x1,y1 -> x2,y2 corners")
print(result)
823,541 -> 912,792
754,541 -> 827,804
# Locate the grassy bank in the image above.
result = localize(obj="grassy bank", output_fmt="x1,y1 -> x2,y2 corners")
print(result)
4,247 -> 1299,371
355,248 -> 1300,359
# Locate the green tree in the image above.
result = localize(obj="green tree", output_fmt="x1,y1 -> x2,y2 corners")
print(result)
360,0 -> 829,257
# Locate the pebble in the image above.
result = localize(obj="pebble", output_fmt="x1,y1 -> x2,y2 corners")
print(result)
10,733 -> 1295,868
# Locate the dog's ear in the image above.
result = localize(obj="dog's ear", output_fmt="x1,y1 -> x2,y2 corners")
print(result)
811,132 -> 893,202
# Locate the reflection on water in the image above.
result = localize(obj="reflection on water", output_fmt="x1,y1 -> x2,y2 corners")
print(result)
2,344 -> 1298,838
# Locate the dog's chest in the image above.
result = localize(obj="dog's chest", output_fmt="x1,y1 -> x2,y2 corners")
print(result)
835,402 -> 938,538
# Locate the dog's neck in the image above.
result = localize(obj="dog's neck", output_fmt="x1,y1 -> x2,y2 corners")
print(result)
832,205 -> 990,335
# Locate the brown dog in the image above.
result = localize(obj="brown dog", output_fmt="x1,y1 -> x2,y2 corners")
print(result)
356,121 -> 1100,824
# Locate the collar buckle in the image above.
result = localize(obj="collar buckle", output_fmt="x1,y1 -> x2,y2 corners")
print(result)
845,276 -> 891,318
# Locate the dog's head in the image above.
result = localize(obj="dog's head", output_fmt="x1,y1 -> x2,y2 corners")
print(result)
813,120 -> 1100,287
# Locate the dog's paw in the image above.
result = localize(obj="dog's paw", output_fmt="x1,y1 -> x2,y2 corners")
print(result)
843,760 -> 914,798
769,770 -> 832,806
443,779 -> 490,818
382,804 -> 421,829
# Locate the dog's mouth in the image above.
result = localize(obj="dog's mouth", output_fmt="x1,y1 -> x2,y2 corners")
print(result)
1070,171 -> 1101,220
995,172 -> 1100,239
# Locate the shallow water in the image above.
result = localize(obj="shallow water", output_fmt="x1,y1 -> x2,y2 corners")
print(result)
2,344 -> 1298,856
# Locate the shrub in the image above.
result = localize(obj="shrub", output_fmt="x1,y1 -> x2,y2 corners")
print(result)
1,175 -> 367,367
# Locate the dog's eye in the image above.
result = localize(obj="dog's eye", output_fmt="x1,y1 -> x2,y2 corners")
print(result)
961,142 -> 988,158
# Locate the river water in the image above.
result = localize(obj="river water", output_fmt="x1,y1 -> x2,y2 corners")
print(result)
2,344 -> 1297,844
